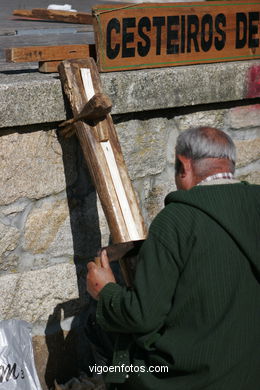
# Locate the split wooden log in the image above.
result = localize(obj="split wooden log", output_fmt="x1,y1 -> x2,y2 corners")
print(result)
58,58 -> 147,244
58,58 -> 147,285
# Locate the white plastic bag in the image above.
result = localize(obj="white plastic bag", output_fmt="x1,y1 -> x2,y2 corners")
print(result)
0,319 -> 42,389
47,4 -> 77,12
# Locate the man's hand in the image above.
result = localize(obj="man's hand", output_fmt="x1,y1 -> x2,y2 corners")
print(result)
86,249 -> 116,300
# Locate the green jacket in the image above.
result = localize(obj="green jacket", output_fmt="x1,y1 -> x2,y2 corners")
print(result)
97,183 -> 260,389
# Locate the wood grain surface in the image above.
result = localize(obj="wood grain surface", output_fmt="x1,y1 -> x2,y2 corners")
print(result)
93,1 -> 260,72
58,58 -> 147,244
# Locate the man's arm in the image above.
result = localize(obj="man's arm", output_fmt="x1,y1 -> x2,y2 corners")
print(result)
87,234 -> 180,334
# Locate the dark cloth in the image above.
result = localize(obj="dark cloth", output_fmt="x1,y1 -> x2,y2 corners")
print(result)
97,183 -> 260,389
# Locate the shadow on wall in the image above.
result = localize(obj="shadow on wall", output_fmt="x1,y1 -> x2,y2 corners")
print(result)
44,132 -> 114,389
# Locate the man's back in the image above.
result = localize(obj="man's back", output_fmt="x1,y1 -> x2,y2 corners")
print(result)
97,182 -> 260,389
87,127 -> 260,389
139,182 -> 260,389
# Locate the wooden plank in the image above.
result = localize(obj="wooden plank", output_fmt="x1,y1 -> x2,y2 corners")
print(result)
13,9 -> 93,24
58,58 -> 147,245
5,44 -> 96,63
13,10 -> 34,18
80,68 -> 96,99
78,62 -> 145,241
100,140 -> 140,240
92,1 -> 260,72
38,61 -> 61,73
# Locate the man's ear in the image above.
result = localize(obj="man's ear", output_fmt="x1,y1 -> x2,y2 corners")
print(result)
176,154 -> 192,177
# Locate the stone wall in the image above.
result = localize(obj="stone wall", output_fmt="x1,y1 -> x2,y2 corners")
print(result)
0,60 -> 260,389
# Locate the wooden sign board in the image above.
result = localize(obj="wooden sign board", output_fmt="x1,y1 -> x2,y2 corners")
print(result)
92,1 -> 260,72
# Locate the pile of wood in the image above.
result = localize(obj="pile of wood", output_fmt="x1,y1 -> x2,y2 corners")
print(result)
5,8 -> 96,73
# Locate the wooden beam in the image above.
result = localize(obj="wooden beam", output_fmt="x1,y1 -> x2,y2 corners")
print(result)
38,61 -> 62,73
58,58 -> 147,244
100,140 -> 140,240
5,44 -> 96,63
13,9 -> 93,24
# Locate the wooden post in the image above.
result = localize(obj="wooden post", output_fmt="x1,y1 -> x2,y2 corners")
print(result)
58,59 -> 147,283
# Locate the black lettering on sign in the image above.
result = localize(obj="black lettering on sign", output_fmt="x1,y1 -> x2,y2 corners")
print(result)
181,15 -> 186,53
167,16 -> 179,54
187,15 -> 200,53
215,13 -> 226,51
153,16 -> 165,55
236,13 -> 247,49
201,14 -> 213,52
249,12 -> 259,48
106,18 -> 120,59
122,18 -> 136,58
138,17 -> 151,57
0,363 -> 20,383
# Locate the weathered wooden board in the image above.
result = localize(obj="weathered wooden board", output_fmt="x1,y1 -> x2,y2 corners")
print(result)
5,44 -> 95,63
58,58 -> 147,245
13,9 -> 93,24
92,1 -> 260,72
38,61 -> 64,73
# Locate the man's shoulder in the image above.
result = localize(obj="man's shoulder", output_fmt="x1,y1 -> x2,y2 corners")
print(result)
151,181 -> 260,234
165,182 -> 259,205
150,197 -> 195,235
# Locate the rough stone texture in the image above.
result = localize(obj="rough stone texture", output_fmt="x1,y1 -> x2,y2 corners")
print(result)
102,61 -> 260,115
1,201 -> 27,216
238,170 -> 260,184
116,117 -> 174,179
0,263 -> 79,322
235,138 -> 260,168
229,104 -> 260,129
24,199 -> 70,254
0,222 -> 20,262
0,73 -> 66,127
174,108 -> 227,132
0,254 -> 18,273
44,216 -> 74,259
133,166 -> 176,226
1,60 -> 260,128
0,130 -> 77,204
235,159 -> 260,178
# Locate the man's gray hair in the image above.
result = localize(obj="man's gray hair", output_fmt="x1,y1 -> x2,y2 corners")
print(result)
176,127 -> 236,168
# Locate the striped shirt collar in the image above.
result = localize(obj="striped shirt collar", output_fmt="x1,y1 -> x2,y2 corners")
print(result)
197,172 -> 234,185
